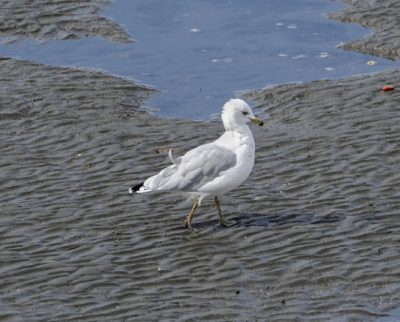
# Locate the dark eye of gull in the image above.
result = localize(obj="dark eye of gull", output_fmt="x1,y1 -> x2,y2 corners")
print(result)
242,111 -> 249,116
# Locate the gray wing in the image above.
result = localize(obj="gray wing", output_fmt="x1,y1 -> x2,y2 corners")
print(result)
143,143 -> 237,192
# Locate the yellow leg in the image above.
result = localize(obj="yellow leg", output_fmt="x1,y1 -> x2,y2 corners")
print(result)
215,196 -> 230,227
184,197 -> 200,230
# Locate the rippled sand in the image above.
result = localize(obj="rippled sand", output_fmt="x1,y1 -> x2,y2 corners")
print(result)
330,0 -> 400,59
0,0 -> 132,42
2,0 -> 400,321
1,55 -> 400,320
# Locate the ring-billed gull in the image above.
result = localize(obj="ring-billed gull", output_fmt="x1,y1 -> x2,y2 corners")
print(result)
129,98 -> 263,230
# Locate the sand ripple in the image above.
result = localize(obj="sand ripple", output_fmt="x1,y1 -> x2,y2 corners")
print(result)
1,58 -> 400,321
0,0 -> 132,42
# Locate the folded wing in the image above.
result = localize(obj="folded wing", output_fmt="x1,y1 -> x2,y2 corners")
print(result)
140,143 -> 237,193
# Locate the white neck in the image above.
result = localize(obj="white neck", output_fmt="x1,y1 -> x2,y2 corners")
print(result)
217,123 -> 254,152
224,123 -> 252,136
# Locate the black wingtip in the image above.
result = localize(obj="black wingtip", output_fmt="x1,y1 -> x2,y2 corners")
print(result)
129,182 -> 144,194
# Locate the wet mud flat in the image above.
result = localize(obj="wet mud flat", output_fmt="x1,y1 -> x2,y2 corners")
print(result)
331,0 -> 400,59
1,56 -> 400,321
0,0 -> 132,42
2,0 -> 400,321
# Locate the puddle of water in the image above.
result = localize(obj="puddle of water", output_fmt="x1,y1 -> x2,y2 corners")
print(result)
0,0 -> 398,119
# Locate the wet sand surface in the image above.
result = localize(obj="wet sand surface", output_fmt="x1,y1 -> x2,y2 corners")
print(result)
330,0 -> 400,59
2,56 -> 400,321
0,0 -> 132,42
2,1 -> 400,322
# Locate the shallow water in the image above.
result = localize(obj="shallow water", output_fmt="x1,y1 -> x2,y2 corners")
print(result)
0,0 -> 398,119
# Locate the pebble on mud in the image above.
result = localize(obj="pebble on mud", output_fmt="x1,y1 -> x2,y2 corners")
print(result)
382,85 -> 395,91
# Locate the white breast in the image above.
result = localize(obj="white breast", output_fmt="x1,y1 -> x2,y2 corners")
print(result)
198,127 -> 255,195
